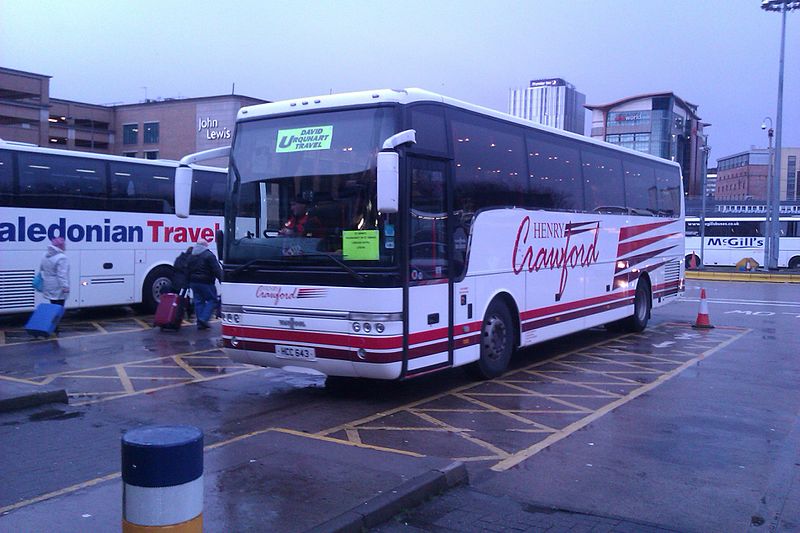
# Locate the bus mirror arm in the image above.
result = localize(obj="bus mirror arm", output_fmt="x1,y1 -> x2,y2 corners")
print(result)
215,228 -> 224,260
175,146 -> 232,218
377,130 -> 416,214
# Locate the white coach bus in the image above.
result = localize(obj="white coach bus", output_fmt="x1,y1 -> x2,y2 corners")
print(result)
176,88 -> 685,380
0,140 -> 225,315
685,216 -> 800,269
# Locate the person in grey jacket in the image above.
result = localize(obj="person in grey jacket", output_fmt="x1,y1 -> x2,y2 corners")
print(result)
40,237 -> 70,306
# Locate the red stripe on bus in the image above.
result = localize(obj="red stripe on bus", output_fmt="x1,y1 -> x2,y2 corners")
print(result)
616,233 -> 681,256
618,220 -> 677,241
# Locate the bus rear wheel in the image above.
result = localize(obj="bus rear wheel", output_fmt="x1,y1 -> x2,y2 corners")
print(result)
140,266 -> 174,314
789,256 -> 800,270
466,299 -> 514,380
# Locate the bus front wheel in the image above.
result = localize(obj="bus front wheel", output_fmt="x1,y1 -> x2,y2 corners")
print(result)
140,266 -> 174,314
789,256 -> 800,270
466,299 -> 514,380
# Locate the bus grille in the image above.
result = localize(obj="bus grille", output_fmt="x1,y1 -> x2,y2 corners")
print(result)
664,260 -> 681,283
0,270 -> 36,310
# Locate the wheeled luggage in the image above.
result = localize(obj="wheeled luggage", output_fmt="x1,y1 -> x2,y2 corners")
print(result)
25,303 -> 65,338
154,292 -> 186,330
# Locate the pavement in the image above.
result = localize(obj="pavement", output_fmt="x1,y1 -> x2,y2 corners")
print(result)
2,271 -> 800,532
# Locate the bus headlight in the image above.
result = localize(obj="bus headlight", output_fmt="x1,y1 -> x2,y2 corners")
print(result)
375,323 -> 385,333
352,322 -> 361,332
357,348 -> 367,360
363,323 -> 371,333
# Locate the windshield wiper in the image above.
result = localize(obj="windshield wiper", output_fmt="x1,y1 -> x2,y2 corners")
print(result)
228,259 -> 281,274
301,252 -> 366,283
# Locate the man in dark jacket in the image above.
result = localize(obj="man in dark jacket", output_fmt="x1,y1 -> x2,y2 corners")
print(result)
187,239 -> 223,330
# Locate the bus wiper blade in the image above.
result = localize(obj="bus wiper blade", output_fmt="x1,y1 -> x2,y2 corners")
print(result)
229,259 -> 277,274
302,252 -> 366,283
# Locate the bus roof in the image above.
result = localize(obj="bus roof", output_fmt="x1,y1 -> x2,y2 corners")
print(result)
0,139 -> 226,172
236,88 -> 682,170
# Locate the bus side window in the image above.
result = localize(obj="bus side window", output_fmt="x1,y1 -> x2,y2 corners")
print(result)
580,147 -> 623,214
18,153 -> 107,210
622,158 -> 657,215
527,133 -> 583,212
0,149 -> 12,207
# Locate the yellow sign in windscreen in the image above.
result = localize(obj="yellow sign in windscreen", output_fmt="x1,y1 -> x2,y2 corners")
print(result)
342,230 -> 379,260
276,126 -> 333,153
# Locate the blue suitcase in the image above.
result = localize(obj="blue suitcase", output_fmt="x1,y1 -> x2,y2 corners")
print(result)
25,303 -> 65,338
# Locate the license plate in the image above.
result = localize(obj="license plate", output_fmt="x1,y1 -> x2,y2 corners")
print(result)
275,344 -> 316,360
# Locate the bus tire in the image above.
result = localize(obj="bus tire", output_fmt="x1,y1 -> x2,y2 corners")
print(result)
624,278 -> 651,333
789,256 -> 800,270
140,266 -> 174,314
466,299 -> 514,380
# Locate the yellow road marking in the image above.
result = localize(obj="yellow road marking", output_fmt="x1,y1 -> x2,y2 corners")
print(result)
173,355 -> 206,380
490,327 -> 750,472
114,364 -> 135,393
345,429 -> 362,444
0,472 -> 121,515
90,322 -> 107,334
411,410 -> 511,458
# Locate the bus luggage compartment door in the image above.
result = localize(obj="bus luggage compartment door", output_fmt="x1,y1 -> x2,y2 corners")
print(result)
78,249 -> 135,306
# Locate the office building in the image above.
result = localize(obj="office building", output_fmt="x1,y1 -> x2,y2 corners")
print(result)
0,66 -> 267,165
508,78 -> 586,135
586,92 -> 709,197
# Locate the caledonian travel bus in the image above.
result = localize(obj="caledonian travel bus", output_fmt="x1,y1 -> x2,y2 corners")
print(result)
0,140 -> 225,315
176,88 -> 685,380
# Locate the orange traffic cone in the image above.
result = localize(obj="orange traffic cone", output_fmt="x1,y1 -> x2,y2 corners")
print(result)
689,252 -> 697,270
692,288 -> 715,329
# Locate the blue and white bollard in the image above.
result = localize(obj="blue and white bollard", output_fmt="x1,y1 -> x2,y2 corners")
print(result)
122,425 -> 204,532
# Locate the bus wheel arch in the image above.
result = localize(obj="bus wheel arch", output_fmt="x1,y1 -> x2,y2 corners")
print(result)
140,265 -> 175,313
789,256 -> 800,270
466,293 -> 518,380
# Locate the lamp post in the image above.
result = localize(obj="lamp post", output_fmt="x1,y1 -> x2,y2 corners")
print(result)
761,117 -> 774,269
699,144 -> 711,269
761,0 -> 799,269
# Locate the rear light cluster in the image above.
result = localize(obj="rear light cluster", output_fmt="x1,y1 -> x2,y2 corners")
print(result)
352,322 -> 385,334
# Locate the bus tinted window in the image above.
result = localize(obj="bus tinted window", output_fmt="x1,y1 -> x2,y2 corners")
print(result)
655,165 -> 681,217
0,149 -> 12,206
18,153 -> 107,210
109,161 -> 174,213
409,105 -> 448,154
451,111 -> 526,215
192,169 -> 226,216
581,147 -> 624,214
527,133 -> 583,211
623,158 -> 657,215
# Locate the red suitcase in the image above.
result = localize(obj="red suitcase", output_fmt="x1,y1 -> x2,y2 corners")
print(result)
154,292 -> 186,330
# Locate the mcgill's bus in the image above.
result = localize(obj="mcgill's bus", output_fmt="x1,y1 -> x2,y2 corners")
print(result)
685,215 -> 800,269
0,140 -> 225,315
176,88 -> 684,380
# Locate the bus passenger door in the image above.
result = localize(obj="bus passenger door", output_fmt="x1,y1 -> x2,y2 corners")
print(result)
406,157 -> 451,375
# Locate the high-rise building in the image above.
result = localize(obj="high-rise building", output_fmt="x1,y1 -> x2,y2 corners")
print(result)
508,78 -> 586,135
585,92 -> 709,197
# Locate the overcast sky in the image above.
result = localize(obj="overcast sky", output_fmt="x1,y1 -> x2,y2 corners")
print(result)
1,0 -> 797,165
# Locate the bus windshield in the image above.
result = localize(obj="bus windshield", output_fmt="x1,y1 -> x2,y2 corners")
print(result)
226,106 -> 399,271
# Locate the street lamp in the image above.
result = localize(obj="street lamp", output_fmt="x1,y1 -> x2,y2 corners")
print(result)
761,0 -> 799,269
699,144 -> 711,270
761,117 -> 774,269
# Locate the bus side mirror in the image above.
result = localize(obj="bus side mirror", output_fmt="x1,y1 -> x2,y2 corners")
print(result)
377,129 -> 416,214
377,151 -> 399,213
175,166 -> 193,218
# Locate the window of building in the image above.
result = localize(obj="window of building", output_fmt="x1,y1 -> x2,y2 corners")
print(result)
144,150 -> 159,160
123,124 -> 138,145
123,151 -> 137,158
49,136 -> 67,145
787,156 -> 797,200
143,122 -> 159,144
